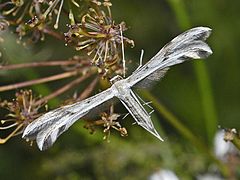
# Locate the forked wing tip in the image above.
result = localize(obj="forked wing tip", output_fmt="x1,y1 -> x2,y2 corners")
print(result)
22,125 -> 33,139
36,133 -> 51,151
199,26 -> 212,38
38,142 -> 45,151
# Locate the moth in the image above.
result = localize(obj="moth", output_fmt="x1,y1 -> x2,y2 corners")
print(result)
23,27 -> 212,151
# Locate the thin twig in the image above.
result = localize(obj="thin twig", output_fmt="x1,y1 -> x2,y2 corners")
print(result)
0,124 -> 23,144
36,72 -> 94,105
0,60 -> 79,70
42,27 -> 65,40
0,70 -> 79,92
77,77 -> 98,100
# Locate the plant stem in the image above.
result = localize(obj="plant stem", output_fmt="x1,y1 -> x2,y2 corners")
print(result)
0,124 -> 23,144
166,0 -> 217,144
140,91 -> 230,177
36,72 -> 94,105
43,27 -> 65,40
0,70 -> 79,92
0,60 -> 79,70
77,77 -> 98,100
232,135 -> 240,150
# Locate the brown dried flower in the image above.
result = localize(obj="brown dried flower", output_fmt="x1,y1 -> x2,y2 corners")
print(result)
64,0 -> 134,77
0,89 -> 46,143
0,0 -> 74,41
84,110 -> 128,142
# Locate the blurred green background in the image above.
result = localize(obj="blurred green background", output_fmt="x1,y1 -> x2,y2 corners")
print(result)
0,0 -> 240,179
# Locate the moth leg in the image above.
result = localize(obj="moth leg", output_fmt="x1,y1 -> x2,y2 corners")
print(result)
142,101 -> 154,110
122,112 -> 129,120
135,92 -> 155,114
149,109 -> 155,115
136,49 -> 144,71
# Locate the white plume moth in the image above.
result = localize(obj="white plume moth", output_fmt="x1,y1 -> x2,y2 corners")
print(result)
23,27 -> 212,151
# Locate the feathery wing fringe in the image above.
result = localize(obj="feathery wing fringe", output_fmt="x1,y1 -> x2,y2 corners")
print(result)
22,105 -> 89,150
128,27 -> 212,87
23,88 -> 115,150
134,68 -> 169,88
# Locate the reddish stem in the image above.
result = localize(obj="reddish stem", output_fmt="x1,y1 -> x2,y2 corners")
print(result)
0,70 -> 79,92
78,77 -> 98,100
42,27 -> 65,40
0,60 -> 79,70
36,73 -> 94,105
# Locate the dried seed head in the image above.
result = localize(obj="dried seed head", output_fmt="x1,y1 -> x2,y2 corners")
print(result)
0,89 -> 47,144
84,110 -> 128,141
0,0 -> 68,41
64,1 -> 134,78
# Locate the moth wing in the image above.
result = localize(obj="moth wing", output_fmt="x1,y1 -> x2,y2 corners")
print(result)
22,87 -> 116,150
134,68 -> 169,88
127,27 -> 212,87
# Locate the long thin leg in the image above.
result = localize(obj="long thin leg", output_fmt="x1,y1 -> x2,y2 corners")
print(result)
122,112 -> 129,119
136,49 -> 144,71
135,91 -> 154,112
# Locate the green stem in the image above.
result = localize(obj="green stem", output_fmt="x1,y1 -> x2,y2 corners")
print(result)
166,0 -> 217,144
140,91 -> 230,177
232,134 -> 240,150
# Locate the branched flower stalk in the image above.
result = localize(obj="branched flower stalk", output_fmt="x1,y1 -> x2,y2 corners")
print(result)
84,105 -> 128,141
0,0 -> 81,42
0,0 -> 133,143
64,0 -> 134,77
0,89 -> 46,143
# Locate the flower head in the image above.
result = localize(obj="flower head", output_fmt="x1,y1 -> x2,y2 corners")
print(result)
0,89 -> 46,144
84,111 -> 128,142
64,0 -> 134,77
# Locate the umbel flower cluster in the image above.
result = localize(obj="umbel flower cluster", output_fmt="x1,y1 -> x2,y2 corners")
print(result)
0,0 -> 133,144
